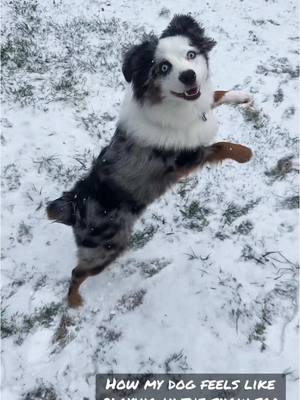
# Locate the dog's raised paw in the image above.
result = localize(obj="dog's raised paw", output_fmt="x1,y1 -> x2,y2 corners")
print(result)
229,143 -> 253,163
225,90 -> 254,107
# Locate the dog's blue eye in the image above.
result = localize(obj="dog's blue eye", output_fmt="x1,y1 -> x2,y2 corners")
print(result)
187,51 -> 197,60
159,62 -> 171,74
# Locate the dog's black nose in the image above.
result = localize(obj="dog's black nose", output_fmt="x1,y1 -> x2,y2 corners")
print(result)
179,69 -> 196,85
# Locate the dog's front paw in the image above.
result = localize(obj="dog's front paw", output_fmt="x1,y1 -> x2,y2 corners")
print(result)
230,143 -> 253,163
227,90 -> 254,107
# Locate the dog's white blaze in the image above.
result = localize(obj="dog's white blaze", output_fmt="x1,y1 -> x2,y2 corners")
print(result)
119,84 -> 218,149
155,36 -> 209,94
119,35 -> 218,150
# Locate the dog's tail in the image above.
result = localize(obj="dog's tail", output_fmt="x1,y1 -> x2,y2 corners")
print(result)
46,192 -> 75,226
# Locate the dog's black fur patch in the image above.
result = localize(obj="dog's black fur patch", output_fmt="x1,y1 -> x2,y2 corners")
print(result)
160,14 -> 216,58
47,149 -> 145,227
122,34 -> 158,100
46,192 -> 75,226
151,146 -> 206,170
77,238 -> 98,248
175,148 -> 206,168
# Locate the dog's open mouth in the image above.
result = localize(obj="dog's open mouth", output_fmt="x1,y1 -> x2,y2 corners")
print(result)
171,86 -> 201,101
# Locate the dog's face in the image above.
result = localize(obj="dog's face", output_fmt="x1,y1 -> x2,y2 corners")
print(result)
122,15 -> 216,104
155,35 -> 209,102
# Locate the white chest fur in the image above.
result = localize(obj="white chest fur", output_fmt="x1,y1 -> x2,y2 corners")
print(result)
119,79 -> 218,150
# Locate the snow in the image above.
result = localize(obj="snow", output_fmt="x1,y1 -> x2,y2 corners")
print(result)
1,0 -> 299,399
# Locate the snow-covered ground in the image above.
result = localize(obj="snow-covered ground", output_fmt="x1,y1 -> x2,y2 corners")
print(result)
1,0 -> 299,399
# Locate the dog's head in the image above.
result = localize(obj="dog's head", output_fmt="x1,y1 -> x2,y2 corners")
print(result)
122,14 -> 216,104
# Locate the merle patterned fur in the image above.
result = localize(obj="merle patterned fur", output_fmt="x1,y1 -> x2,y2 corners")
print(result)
47,125 -> 217,292
160,14 -> 216,58
46,15 -> 251,306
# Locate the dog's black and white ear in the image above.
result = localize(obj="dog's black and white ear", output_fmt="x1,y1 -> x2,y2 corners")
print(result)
161,14 -> 205,39
122,45 -> 139,83
122,35 -> 158,83
161,14 -> 216,53
46,192 -> 75,226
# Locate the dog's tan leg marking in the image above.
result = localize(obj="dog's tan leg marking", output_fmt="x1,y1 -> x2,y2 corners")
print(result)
213,90 -> 253,108
68,266 -> 89,308
206,141 -> 253,164
67,261 -> 114,308
213,91 -> 229,107
175,142 -> 252,180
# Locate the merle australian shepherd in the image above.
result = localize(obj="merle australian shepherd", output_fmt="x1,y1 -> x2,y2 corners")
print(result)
47,15 -> 253,307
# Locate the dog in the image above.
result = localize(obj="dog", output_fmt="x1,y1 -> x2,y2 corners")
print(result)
47,15 -> 253,307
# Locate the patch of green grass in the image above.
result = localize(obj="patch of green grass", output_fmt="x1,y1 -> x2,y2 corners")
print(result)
176,176 -> 199,199
116,289 -> 146,312
17,222 -> 33,244
241,245 -> 264,264
273,87 -> 284,104
1,307 -> 18,338
2,0 -> 146,107
240,106 -> 269,130
2,163 -> 21,191
252,19 -> 280,26
248,301 -> 271,352
1,37 -> 33,70
223,200 -> 259,225
185,249 -> 209,262
22,381 -> 58,400
22,302 -> 63,333
252,19 -> 266,26
139,258 -> 170,277
97,325 -> 122,342
33,155 -> 60,174
164,350 -> 189,373
5,80 -> 36,106
180,200 -> 212,231
158,7 -> 171,17
1,0 -> 41,69
249,322 -> 267,351
52,313 -> 75,351
131,225 -> 158,249
265,155 -> 297,181
256,56 -> 299,79
248,30 -> 260,44
1,134 -> 7,145
120,257 -> 170,278
79,111 -> 113,139
33,153 -> 90,186
283,106 -> 296,119
280,195 -> 299,209
215,231 -> 230,241
233,220 -> 254,235
50,70 -> 89,103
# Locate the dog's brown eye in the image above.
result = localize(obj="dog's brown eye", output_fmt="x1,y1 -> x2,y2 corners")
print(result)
159,61 -> 171,74
187,50 -> 197,60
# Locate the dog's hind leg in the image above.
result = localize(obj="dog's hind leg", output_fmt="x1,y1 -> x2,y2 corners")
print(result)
68,266 -> 93,308
68,260 -> 114,308
68,244 -> 127,308
68,263 -> 113,308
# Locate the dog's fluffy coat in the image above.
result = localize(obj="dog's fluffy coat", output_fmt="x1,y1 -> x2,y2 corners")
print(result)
47,15 -> 253,307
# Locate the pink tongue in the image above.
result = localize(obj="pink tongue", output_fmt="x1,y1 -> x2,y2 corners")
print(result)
186,87 -> 198,95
